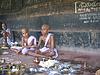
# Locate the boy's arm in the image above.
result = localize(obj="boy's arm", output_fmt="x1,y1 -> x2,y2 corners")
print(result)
38,36 -> 42,47
21,37 -> 24,47
50,35 -> 55,49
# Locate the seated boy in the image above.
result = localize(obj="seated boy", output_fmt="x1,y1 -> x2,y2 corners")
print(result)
36,24 -> 58,58
11,27 -> 37,55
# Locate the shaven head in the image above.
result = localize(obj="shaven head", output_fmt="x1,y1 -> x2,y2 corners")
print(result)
41,24 -> 50,35
41,24 -> 50,30
22,28 -> 29,33
21,27 -> 29,38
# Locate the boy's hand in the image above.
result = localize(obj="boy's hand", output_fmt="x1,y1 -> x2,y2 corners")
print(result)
22,46 -> 29,48
31,45 -> 36,48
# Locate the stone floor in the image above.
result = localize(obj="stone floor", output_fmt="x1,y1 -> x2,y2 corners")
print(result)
0,48 -> 100,75
58,50 -> 100,67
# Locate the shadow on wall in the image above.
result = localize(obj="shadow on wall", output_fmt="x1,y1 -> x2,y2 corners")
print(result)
11,31 -> 100,49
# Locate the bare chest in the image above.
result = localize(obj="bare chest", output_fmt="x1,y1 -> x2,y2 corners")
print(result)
42,36 -> 50,45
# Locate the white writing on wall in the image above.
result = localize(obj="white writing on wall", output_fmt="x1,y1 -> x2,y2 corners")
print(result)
75,1 -> 100,13
79,13 -> 100,23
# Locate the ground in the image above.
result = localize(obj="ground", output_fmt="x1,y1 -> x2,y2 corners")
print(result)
0,48 -> 100,75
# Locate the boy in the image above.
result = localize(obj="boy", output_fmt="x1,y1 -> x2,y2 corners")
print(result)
36,24 -> 58,58
11,28 -> 37,55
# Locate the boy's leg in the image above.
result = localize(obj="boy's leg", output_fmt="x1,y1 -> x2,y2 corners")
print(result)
10,48 -> 21,54
27,50 -> 46,57
21,48 -> 29,55
41,50 -> 55,58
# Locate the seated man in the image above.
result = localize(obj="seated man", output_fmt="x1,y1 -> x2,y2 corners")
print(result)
36,24 -> 58,58
11,27 -> 37,55
0,23 -> 11,47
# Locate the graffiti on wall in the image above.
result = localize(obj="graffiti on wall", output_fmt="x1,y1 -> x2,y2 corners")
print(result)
75,1 -> 100,13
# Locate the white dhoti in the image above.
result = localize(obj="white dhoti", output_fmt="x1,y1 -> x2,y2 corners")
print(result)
39,33 -> 58,58
11,36 -> 37,54
40,47 -> 49,53
11,46 -> 22,51
21,47 -> 35,54
39,47 -> 58,58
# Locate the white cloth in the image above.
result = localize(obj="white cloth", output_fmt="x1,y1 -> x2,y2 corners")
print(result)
6,28 -> 11,34
11,36 -> 37,54
39,33 -> 58,58
28,36 -> 37,45
53,48 -> 58,58
6,28 -> 11,45
21,36 -> 37,54
40,33 -> 52,52
40,47 -> 49,52
11,46 -> 22,50
7,37 -> 11,45
21,47 -> 35,54
44,33 -> 52,47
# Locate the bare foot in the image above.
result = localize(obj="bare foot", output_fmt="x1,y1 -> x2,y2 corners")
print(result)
16,50 -> 21,54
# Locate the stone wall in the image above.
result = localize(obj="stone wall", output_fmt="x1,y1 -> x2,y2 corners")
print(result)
0,0 -> 100,51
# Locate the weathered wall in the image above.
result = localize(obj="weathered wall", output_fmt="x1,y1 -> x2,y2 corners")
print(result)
5,12 -> 100,49
0,0 -> 100,51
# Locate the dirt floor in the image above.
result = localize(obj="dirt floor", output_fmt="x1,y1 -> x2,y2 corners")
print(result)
0,48 -> 100,75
